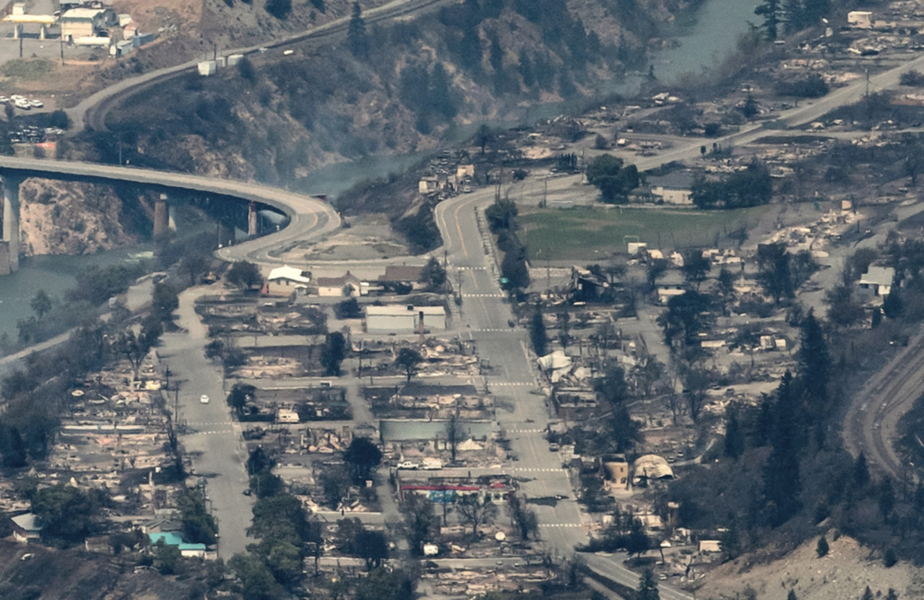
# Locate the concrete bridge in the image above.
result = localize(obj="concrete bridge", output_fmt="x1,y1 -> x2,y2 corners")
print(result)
0,156 -> 340,274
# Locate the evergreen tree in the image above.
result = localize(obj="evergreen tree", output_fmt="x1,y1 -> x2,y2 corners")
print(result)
816,535 -> 829,557
347,2 -> 369,58
529,308 -> 547,356
862,587 -> 874,600
788,591 -> 799,600
755,0 -> 781,39
883,289 -> 903,319
798,310 -> 830,406
764,371 -> 802,526
637,568 -> 660,600
782,0 -> 805,33
853,453 -> 870,488
724,405 -> 745,460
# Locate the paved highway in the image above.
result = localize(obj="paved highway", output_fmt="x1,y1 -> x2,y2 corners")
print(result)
0,156 -> 341,266
9,26 -> 924,593
71,0 -> 456,134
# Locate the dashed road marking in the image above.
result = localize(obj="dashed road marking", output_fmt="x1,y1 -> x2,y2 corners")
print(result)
473,328 -> 517,333
454,266 -> 486,271
538,523 -> 584,528
492,382 -> 534,387
187,422 -> 232,426
513,468 -> 568,473
507,428 -> 545,433
188,430 -> 235,436
463,293 -> 505,298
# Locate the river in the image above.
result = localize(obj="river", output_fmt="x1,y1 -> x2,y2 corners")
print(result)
0,0 -> 760,344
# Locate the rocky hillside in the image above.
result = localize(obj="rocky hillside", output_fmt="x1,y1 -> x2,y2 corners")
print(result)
84,0 -> 702,185
62,0 -> 705,255
18,180 -> 143,257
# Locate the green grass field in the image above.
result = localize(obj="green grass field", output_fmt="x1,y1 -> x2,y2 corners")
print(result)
519,205 -> 770,261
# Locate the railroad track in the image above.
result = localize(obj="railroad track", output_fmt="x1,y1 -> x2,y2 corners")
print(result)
81,0 -> 452,132
844,328 -> 924,480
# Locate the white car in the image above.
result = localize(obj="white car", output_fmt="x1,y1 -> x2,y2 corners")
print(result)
200,394 -> 210,404
396,461 -> 418,470
0,97 -> 10,104
29,100 -> 43,108
10,95 -> 24,101
14,100 -> 30,110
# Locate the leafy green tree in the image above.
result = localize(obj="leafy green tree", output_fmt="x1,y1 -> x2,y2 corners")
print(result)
681,250 -> 712,290
335,297 -> 362,319
178,488 -> 218,544
227,383 -> 256,417
153,540 -> 182,574
226,261 -> 263,290
401,493 -> 435,555
595,360 -> 628,407
355,529 -> 388,570
265,0 -> 292,19
529,308 -> 547,356
659,290 -> 714,348
586,154 -> 640,203
420,257 -> 447,290
637,567 -> 660,600
627,518 -> 650,557
347,2 -> 368,58
816,535 -> 829,557
178,253 -> 210,286
31,484 -> 106,543
508,494 -> 539,540
353,567 -> 417,600
228,553 -> 285,600
247,446 -> 275,476
2,426 -> 28,468
395,347 -> 423,382
756,243 -> 793,305
151,282 -> 178,321
824,284 -> 864,328
646,258 -> 668,291
343,437 -> 382,483
320,332 -> 347,376
720,517 -> 741,561
319,466 -> 350,508
30,290 -> 52,321
485,197 -> 518,231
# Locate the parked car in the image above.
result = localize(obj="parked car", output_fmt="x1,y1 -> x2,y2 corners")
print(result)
200,394 -> 210,404
397,461 -> 419,470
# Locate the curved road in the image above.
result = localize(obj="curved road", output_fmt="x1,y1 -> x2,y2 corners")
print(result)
71,0 -> 454,134
0,156 -> 341,262
7,28 -> 924,594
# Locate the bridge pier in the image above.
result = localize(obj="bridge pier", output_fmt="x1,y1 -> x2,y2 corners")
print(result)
1,173 -> 22,274
153,193 -> 169,238
248,201 -> 258,237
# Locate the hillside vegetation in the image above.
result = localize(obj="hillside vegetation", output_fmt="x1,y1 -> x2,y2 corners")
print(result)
76,0 -> 701,245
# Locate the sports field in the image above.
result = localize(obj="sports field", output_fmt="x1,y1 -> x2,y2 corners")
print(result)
518,205 -> 770,261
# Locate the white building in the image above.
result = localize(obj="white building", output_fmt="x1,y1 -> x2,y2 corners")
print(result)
848,11 -> 873,28
316,272 -> 365,297
857,266 -> 894,299
365,305 -> 446,333
265,265 -> 311,296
